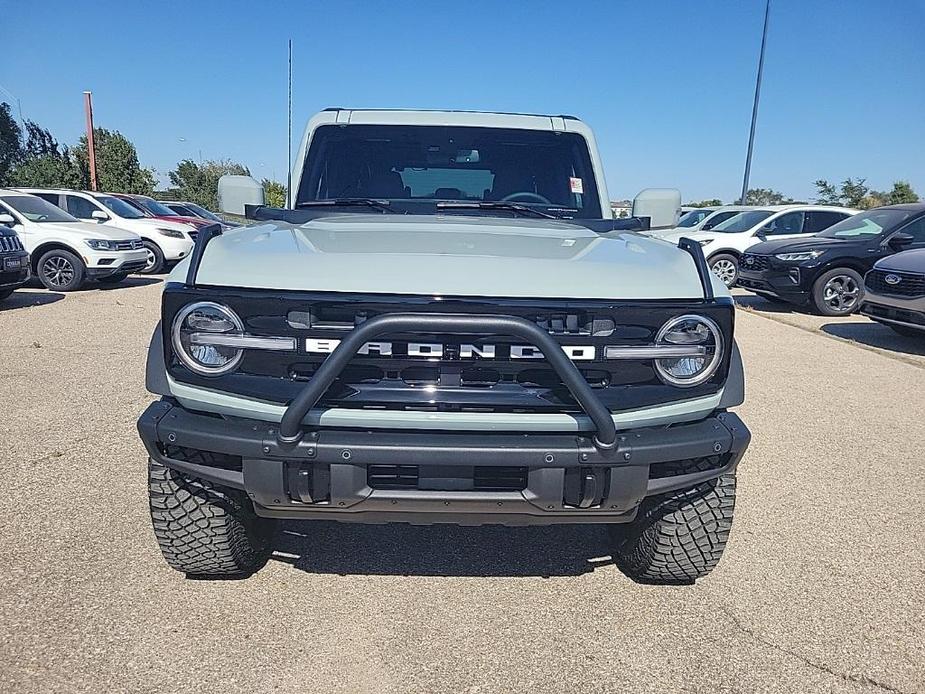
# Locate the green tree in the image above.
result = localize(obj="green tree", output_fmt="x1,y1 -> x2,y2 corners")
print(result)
73,128 -> 156,194
685,198 -> 723,207
10,121 -> 82,188
814,177 -> 883,209
745,188 -> 791,205
168,159 -> 250,210
262,179 -> 287,207
0,102 -> 23,185
887,180 -> 919,204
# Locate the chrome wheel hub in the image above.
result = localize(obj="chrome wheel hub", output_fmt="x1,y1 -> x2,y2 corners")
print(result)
711,259 -> 737,287
822,275 -> 860,313
42,256 -> 74,287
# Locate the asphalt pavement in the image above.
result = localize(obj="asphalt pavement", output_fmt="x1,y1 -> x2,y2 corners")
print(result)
0,280 -> 922,694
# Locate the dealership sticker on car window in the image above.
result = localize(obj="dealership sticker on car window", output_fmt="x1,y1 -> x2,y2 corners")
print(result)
569,177 -> 584,194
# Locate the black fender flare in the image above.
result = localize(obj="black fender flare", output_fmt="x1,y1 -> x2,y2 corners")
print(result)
145,321 -> 170,396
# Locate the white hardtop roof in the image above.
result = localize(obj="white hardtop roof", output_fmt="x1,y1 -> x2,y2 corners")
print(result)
318,108 -> 587,131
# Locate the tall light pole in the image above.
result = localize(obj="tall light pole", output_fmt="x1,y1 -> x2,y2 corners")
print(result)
83,91 -> 99,191
287,39 -> 293,208
740,0 -> 771,205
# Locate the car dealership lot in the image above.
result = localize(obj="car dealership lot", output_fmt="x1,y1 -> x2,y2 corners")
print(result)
1,283 -> 923,694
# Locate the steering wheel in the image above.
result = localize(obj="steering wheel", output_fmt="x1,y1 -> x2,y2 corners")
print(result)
501,191 -> 550,204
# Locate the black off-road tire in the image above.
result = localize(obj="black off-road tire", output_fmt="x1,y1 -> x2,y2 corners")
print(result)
148,459 -> 276,577
610,466 -> 736,584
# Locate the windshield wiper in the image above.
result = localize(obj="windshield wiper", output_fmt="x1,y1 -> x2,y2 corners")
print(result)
436,201 -> 558,219
296,198 -> 398,214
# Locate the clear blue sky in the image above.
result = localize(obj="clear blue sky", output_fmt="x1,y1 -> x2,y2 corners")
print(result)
3,0 -> 923,202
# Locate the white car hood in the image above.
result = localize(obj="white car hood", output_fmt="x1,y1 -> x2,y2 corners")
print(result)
38,221 -> 140,241
171,214 -> 726,300
130,217 -> 194,232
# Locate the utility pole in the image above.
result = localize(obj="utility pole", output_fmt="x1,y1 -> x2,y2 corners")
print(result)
287,39 -> 293,208
740,0 -> 771,205
83,91 -> 99,191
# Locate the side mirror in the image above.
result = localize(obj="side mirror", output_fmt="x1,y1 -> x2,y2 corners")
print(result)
91,210 -> 109,222
888,232 -> 914,250
632,188 -> 681,230
0,213 -> 15,225
218,175 -> 266,216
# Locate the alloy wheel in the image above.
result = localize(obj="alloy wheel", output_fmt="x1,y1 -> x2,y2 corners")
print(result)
42,256 -> 75,288
143,248 -> 157,272
711,259 -> 737,287
822,274 -> 860,313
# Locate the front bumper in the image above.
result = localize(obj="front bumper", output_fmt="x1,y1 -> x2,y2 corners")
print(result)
0,251 -> 30,288
738,264 -> 811,302
86,249 -> 149,277
860,295 -> 925,333
138,400 -> 750,525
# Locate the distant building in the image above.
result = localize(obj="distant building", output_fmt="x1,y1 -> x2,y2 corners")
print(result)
610,200 -> 632,218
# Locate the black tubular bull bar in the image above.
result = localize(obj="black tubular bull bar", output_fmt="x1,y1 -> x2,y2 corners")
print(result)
276,312 -> 619,449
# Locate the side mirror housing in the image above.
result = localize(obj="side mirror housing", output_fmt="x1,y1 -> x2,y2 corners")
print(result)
218,175 -> 266,216
888,232 -> 914,250
91,210 -> 109,221
0,213 -> 15,225
632,188 -> 681,230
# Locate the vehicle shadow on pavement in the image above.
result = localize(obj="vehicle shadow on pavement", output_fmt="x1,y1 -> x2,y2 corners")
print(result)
0,290 -> 65,311
91,277 -> 164,291
732,293 -> 812,315
272,521 -> 617,577
821,322 -> 925,356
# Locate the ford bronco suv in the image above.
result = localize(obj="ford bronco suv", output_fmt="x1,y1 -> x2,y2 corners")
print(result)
138,109 -> 750,584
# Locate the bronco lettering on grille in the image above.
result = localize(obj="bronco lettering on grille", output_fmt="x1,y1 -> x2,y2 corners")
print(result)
305,339 -> 597,361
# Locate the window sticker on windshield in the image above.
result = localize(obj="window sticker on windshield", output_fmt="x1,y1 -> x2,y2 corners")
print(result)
569,177 -> 584,195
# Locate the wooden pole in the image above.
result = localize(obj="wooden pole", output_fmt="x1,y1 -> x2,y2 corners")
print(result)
83,91 -> 98,191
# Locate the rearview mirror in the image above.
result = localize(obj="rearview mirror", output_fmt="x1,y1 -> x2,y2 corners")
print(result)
91,210 -> 109,221
0,213 -> 15,225
632,188 -> 681,230
218,175 -> 266,216
888,232 -> 914,250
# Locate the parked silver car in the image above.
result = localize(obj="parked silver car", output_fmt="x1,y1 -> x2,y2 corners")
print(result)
860,248 -> 925,336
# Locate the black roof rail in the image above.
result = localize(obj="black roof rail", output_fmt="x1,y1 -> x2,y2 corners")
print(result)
184,223 -> 223,286
678,237 -> 715,301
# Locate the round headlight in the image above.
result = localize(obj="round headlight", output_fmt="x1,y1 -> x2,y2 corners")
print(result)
171,301 -> 244,375
654,314 -> 723,387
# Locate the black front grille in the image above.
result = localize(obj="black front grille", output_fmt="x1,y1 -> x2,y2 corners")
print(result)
866,269 -> 925,298
367,465 -> 528,491
164,286 -> 735,414
741,254 -> 771,271
0,235 -> 24,252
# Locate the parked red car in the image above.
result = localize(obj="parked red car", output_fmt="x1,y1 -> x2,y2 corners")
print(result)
109,193 -> 213,234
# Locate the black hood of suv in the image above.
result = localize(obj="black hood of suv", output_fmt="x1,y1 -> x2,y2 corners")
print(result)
748,235 -> 876,256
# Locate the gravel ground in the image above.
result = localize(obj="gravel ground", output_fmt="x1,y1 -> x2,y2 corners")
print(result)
0,281 -> 923,694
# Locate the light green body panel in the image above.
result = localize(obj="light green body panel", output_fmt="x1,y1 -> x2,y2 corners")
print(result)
169,214 -> 729,300
167,374 -> 723,432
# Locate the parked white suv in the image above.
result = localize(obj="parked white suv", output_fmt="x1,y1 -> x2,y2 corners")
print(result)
646,205 -> 755,239
19,188 -> 195,274
660,205 -> 858,286
0,190 -> 148,291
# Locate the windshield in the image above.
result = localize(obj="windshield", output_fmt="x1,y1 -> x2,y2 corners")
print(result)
97,195 -> 147,219
185,202 -> 222,221
297,124 -> 602,218
0,195 -> 78,223
818,208 -> 917,238
711,210 -> 774,233
677,210 -> 710,227
134,196 -> 179,217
